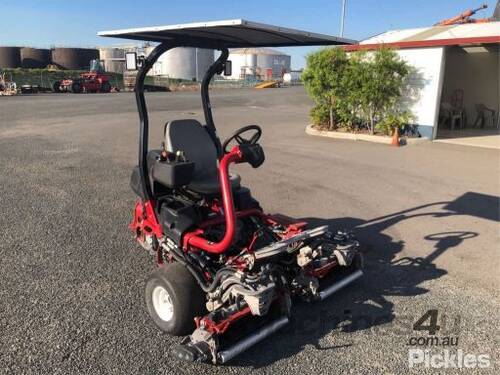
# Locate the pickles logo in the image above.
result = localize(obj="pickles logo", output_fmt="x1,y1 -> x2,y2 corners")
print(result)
407,310 -> 491,369
409,349 -> 490,369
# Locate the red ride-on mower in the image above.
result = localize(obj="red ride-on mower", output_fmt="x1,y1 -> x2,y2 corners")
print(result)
99,20 -> 362,364
53,60 -> 112,94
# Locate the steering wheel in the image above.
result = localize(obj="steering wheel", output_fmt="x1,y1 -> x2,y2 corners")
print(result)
222,125 -> 262,154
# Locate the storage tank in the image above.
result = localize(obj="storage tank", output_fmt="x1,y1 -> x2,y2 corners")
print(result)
148,47 -> 214,81
283,71 -> 302,84
99,47 -> 126,73
0,47 -> 21,68
20,48 -> 50,68
51,48 -> 99,70
227,48 -> 291,80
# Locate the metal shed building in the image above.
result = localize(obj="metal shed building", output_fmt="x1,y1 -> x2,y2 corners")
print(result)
345,22 -> 500,144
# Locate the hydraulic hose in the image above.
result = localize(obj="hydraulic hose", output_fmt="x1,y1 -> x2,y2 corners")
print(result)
165,244 -> 236,292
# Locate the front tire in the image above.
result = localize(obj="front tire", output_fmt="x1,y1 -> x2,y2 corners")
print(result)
70,81 -> 82,93
145,262 -> 206,336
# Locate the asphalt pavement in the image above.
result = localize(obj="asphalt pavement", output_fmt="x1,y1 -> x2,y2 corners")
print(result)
0,87 -> 498,374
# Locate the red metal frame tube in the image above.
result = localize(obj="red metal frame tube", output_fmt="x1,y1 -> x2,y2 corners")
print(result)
185,147 -> 244,254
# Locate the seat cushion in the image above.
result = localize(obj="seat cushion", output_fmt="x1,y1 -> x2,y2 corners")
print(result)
165,119 -> 218,186
164,119 -> 241,195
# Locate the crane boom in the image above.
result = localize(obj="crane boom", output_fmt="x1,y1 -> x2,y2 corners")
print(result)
435,3 -> 489,26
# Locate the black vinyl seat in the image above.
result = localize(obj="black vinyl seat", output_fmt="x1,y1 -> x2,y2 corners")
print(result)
164,119 -> 241,195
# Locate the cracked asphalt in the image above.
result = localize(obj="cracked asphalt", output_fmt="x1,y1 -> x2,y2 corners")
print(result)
0,87 -> 498,374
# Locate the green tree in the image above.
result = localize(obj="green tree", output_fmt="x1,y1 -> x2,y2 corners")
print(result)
302,48 -> 349,130
349,48 -> 410,134
303,47 -> 411,135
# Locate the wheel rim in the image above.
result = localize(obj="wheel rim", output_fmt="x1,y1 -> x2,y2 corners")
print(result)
152,285 -> 174,322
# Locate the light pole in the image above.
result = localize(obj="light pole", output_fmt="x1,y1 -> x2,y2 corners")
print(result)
195,48 -> 199,81
340,0 -> 347,37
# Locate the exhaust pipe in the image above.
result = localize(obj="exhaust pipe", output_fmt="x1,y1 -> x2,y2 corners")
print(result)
218,315 -> 289,364
319,269 -> 363,300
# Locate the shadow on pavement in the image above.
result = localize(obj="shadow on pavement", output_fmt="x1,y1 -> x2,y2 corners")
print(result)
234,191 -> 498,368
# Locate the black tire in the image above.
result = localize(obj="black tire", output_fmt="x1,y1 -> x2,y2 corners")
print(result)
100,81 -> 111,93
52,81 -> 61,93
70,81 -> 82,93
145,262 -> 206,336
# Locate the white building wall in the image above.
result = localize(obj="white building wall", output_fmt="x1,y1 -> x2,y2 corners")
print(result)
355,47 -> 445,139
396,47 -> 446,139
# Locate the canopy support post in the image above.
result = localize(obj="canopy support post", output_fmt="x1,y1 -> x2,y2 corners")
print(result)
201,47 -> 229,158
135,43 -> 177,202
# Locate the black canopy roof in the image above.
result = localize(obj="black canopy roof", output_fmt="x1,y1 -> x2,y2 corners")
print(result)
98,19 -> 356,48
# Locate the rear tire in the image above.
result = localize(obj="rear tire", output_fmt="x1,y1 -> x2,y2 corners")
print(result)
145,262 -> 206,336
70,81 -> 82,93
100,81 -> 111,93
52,81 -> 61,93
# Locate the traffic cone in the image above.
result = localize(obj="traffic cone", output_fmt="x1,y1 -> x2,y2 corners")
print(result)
391,127 -> 400,147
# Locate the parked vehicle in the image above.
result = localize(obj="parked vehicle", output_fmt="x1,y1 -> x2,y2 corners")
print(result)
53,60 -> 111,93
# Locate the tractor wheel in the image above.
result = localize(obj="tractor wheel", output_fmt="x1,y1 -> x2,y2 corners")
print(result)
70,81 -> 82,94
100,81 -> 111,93
145,262 -> 206,336
52,81 -> 61,93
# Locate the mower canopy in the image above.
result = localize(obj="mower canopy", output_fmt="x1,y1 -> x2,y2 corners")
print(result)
99,20 -> 355,202
98,19 -> 356,47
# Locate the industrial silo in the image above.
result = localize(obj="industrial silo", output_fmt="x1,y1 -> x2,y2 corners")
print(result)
20,48 -> 50,68
227,48 -> 291,80
99,47 -> 126,73
51,47 -> 99,70
0,47 -> 21,68
148,47 -> 214,81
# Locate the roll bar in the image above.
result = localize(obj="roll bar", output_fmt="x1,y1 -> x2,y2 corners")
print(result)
201,47 -> 229,157
134,43 -> 228,201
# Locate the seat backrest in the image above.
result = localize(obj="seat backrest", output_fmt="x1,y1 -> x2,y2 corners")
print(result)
165,119 -> 218,183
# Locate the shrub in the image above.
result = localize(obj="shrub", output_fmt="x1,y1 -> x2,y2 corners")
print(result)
310,104 -> 331,129
303,47 -> 412,135
302,48 -> 349,130
376,111 -> 414,136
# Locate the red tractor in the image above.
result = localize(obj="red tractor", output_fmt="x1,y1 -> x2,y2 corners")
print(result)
53,60 -> 112,94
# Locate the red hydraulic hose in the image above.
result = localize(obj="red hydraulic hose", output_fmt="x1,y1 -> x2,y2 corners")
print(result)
185,147 -> 244,254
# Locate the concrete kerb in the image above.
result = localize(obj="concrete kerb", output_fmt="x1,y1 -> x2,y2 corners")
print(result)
305,124 -> 429,146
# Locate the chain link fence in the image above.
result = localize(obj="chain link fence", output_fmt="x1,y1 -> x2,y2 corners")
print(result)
0,68 -> 124,91
0,68 -> 301,92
